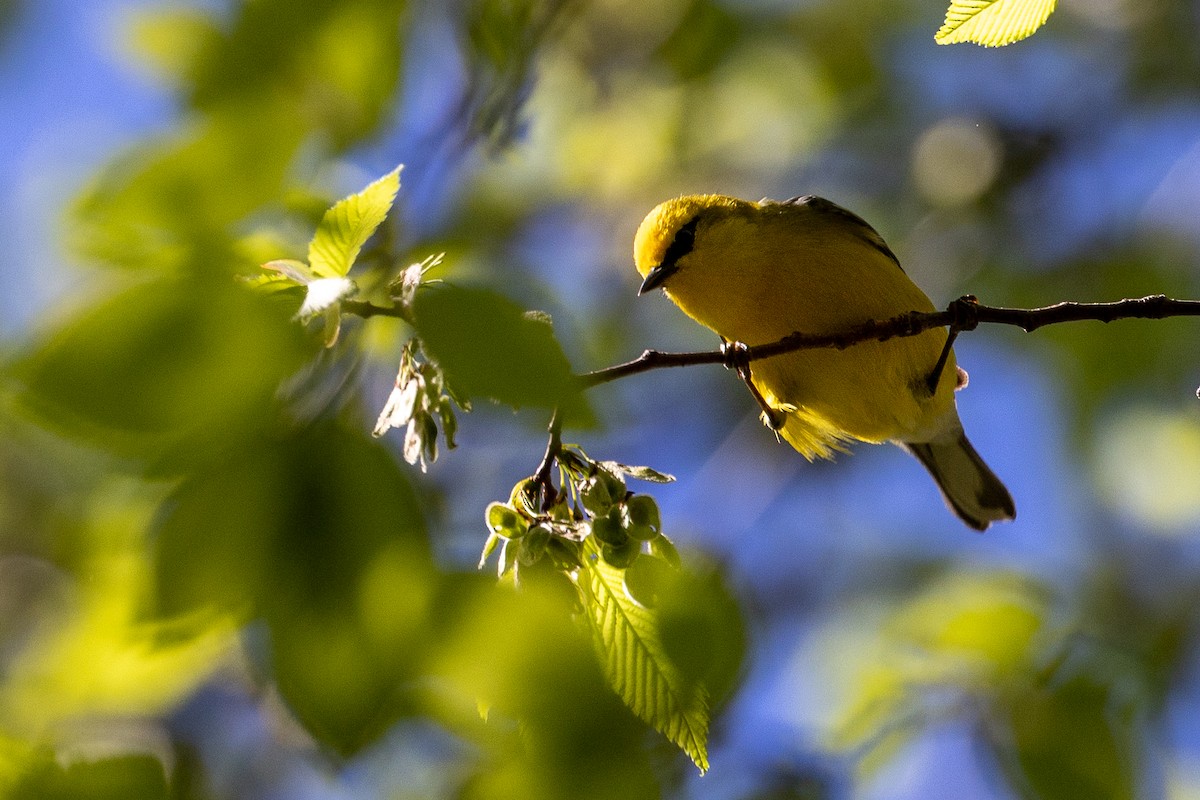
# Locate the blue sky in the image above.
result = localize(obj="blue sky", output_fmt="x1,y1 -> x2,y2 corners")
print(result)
0,0 -> 177,336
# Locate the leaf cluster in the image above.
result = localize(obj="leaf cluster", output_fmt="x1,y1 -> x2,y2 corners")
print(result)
479,447 -> 740,773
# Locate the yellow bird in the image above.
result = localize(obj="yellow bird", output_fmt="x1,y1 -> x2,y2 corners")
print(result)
634,194 -> 1014,530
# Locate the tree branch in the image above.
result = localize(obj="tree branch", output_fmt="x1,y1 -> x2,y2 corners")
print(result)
342,299 -> 412,322
580,295 -> 1200,389
533,408 -> 563,510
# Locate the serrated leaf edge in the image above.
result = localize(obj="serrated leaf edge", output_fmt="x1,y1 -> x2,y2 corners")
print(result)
307,165 -> 402,278
935,0 -> 1056,46
581,546 -> 710,772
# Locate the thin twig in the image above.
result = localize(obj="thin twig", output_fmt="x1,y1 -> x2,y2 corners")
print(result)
579,295 -> 1200,389
342,300 -> 411,322
533,408 -> 563,510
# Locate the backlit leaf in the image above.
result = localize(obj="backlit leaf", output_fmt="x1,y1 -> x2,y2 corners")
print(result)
935,0 -> 1056,46
580,542 -> 710,772
307,166 -> 401,278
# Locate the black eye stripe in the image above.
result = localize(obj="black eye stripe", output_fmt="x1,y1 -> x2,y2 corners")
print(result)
660,217 -> 699,269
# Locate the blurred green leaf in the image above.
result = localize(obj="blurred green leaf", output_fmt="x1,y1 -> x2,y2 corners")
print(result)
889,571 -> 1045,679
0,481 -> 234,731
623,554 -> 669,608
413,285 -> 585,413
935,0 -> 1057,46
127,8 -> 220,86
308,166 -> 402,278
70,106 -> 307,273
78,0 -> 411,275
9,753 -> 168,800
185,0 -> 409,146
15,278 -> 309,456
1000,667 -> 1137,800
430,575 -> 660,800
653,561 -> 745,709
655,0 -> 741,80
0,736 -> 46,796
154,424 -> 433,755
580,541 -> 711,773
822,571 -> 1049,778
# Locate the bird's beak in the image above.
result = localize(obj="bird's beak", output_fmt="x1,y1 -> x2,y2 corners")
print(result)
638,262 -> 677,295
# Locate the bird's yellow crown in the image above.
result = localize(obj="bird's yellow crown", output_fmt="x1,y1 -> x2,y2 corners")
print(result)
633,194 -> 746,280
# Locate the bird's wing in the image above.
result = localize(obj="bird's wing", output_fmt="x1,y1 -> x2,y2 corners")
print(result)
773,195 -> 904,273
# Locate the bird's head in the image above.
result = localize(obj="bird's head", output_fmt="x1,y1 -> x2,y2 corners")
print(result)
633,194 -> 743,295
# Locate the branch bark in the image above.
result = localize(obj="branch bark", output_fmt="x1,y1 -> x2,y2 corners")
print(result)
579,295 -> 1200,389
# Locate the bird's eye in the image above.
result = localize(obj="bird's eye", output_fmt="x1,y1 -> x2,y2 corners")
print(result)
662,218 -> 699,268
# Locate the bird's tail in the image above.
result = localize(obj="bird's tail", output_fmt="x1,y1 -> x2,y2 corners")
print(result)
901,431 -> 1015,531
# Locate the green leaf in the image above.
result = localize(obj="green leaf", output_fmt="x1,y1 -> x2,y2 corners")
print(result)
15,277 -> 309,455
70,107 -> 307,272
260,258 -> 316,286
935,0 -> 1056,46
185,0 -> 410,147
10,754 -> 169,800
1001,667 -> 1138,800
154,425 -> 435,756
307,166 -> 401,278
607,461 -> 676,483
580,542 -> 710,772
413,285 -> 587,414
127,8 -> 219,86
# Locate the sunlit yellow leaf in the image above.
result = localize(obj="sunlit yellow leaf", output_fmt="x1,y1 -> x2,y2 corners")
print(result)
0,483 -> 235,731
307,166 -> 401,278
935,0 -> 1056,46
892,571 -> 1045,678
126,8 -> 218,83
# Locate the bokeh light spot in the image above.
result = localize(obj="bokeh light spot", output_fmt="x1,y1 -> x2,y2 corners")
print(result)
911,117 -> 1002,207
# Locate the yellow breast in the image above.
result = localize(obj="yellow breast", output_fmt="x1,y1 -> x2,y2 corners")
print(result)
637,197 -> 956,457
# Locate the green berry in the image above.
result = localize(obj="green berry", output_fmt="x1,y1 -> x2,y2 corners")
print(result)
486,501 -> 528,540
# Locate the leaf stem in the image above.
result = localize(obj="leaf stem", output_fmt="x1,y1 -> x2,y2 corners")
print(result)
533,408 -> 563,510
342,299 -> 412,323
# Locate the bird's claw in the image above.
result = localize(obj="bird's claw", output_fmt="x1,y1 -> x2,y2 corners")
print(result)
720,340 -> 751,372
722,340 -> 785,431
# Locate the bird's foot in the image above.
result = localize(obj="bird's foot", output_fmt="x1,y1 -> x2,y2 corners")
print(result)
925,296 -> 982,395
721,340 -> 786,430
